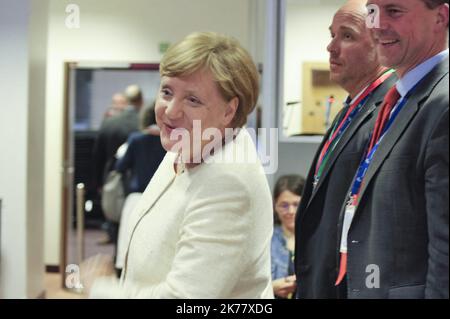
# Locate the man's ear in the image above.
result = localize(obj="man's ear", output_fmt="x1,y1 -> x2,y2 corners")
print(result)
435,3 -> 449,32
223,96 -> 239,126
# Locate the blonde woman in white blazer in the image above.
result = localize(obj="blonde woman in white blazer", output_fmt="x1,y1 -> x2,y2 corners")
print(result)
89,32 -> 274,298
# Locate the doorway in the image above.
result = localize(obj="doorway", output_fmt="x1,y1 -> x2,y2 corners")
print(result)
61,61 -> 161,290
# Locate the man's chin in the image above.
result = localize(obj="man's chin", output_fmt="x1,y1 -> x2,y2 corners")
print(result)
329,74 -> 342,85
378,55 -> 397,70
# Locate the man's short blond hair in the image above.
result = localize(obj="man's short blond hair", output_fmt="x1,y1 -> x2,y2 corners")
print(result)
160,32 -> 259,128
422,0 -> 448,9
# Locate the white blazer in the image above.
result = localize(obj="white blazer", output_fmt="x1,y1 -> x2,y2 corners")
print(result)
91,128 -> 274,298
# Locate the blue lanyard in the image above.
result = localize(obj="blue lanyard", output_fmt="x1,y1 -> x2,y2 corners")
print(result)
328,96 -> 368,154
349,72 -> 431,202
334,96 -> 369,146
314,96 -> 369,184
314,70 -> 395,187
349,95 -> 409,200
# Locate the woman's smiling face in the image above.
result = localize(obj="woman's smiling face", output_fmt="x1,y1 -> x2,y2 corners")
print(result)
155,69 -> 238,161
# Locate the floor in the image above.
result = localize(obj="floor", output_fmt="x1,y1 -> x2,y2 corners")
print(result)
44,273 -> 85,299
45,228 -> 116,299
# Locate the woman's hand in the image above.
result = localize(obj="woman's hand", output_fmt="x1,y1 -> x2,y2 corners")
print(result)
272,275 -> 297,298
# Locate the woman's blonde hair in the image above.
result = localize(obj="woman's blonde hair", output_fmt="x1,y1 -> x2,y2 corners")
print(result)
160,32 -> 259,128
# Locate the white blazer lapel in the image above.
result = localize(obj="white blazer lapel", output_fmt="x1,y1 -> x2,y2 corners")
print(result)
135,152 -> 177,219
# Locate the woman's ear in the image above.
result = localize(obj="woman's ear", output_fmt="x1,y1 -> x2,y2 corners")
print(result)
223,96 -> 239,126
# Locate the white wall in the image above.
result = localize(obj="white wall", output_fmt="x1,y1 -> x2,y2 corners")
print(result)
283,0 -> 341,135
27,0 -> 49,298
0,0 -> 28,298
0,0 -> 48,298
44,0 -> 253,266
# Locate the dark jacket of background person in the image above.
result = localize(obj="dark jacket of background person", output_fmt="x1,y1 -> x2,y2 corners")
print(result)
92,107 -> 139,190
115,130 -> 166,194
295,75 -> 397,298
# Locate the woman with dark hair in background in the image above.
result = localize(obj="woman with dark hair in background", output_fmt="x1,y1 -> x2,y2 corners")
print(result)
271,174 -> 305,298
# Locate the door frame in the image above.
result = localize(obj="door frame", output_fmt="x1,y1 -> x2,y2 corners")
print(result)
60,61 -> 160,289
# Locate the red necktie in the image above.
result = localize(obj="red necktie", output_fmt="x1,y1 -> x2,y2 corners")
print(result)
335,85 -> 400,287
367,85 -> 401,154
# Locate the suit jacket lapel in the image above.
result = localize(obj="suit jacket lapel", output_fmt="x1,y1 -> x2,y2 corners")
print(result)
136,159 -> 176,219
356,58 -> 449,204
306,75 -> 396,208
298,135 -> 328,223
308,103 -> 377,201
122,153 -> 177,280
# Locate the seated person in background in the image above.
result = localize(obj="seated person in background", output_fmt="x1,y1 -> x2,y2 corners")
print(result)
271,174 -> 305,299
88,31 -> 274,298
114,103 -> 166,275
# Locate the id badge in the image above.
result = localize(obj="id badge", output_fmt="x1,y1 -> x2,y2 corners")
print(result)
339,204 -> 356,253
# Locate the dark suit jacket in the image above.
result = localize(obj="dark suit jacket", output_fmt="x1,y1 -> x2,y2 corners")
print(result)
115,131 -> 166,194
92,107 -> 139,190
339,58 -> 449,299
295,74 -> 398,299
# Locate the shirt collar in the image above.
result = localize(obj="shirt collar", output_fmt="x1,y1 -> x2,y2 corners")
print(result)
397,49 -> 449,97
347,84 -> 370,106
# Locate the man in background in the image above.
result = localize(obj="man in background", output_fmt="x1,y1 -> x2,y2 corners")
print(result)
103,93 -> 128,118
92,84 -> 143,244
